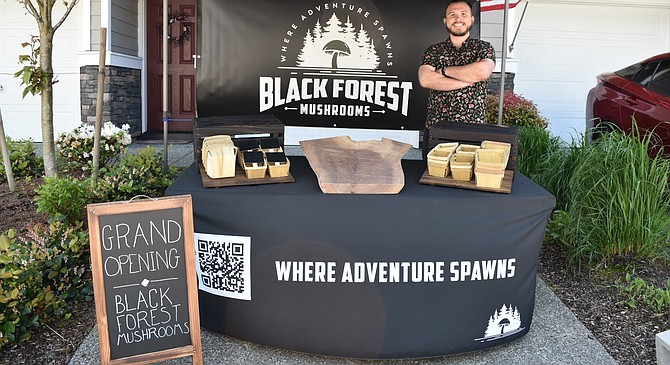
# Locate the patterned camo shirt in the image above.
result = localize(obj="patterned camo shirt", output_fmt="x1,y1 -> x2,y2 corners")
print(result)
421,37 -> 496,128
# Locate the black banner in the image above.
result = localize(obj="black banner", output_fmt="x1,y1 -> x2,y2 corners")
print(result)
197,0 -> 481,131
166,158 -> 554,359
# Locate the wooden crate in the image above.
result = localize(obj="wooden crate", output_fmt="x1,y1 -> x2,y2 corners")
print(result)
420,169 -> 514,194
193,114 -> 284,172
427,121 -> 519,170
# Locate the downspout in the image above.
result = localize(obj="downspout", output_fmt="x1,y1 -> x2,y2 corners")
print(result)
163,0 -> 169,172
497,0 -> 510,126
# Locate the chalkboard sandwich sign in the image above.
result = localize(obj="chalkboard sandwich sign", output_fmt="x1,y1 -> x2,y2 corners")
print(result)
87,195 -> 202,365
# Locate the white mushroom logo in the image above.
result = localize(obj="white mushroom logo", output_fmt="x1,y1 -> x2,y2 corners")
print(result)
322,40 -> 351,69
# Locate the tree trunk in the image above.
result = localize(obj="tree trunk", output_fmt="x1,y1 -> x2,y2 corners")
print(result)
39,30 -> 58,177
0,108 -> 16,192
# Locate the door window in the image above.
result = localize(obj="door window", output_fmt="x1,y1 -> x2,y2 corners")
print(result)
634,61 -> 659,87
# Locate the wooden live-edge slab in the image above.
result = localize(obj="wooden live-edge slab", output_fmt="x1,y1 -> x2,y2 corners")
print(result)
199,162 -> 295,188
419,169 -> 514,194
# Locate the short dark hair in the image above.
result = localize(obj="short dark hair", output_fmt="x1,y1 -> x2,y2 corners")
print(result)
445,0 -> 473,14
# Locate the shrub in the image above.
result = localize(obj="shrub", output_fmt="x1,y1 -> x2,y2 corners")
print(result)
36,147 -> 178,221
0,220 -> 91,348
56,122 -> 131,172
485,91 -> 549,129
95,146 -> 177,202
35,176 -> 90,224
0,137 -> 43,182
547,127 -> 670,268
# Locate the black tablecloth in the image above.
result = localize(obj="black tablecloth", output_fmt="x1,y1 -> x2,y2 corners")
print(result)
166,157 -> 555,359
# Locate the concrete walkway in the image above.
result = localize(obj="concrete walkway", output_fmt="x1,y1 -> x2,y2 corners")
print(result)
68,141 -> 619,365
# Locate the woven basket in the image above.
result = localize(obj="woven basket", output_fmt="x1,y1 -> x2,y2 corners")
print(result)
427,145 -> 453,177
455,144 -> 481,154
237,150 -> 267,179
474,166 -> 505,188
475,148 -> 508,171
428,161 -> 450,178
481,140 -> 511,155
450,153 -> 474,181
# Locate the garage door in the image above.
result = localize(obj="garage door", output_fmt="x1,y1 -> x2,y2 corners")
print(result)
0,5 -> 81,141
512,1 -> 670,140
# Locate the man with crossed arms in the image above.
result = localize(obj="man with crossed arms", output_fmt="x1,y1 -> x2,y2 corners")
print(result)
418,0 -> 496,158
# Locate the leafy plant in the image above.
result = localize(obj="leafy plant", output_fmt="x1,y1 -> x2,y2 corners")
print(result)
0,137 -> 43,182
56,122 -> 131,172
95,146 -> 177,202
0,220 -> 91,348
485,91 -> 549,129
617,272 -> 670,314
34,176 -> 90,224
13,36 -> 53,98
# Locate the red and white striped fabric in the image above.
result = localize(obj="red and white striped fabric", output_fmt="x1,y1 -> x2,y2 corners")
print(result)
480,0 -> 522,12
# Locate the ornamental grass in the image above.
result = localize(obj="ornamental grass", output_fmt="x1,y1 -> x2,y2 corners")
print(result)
545,124 -> 670,269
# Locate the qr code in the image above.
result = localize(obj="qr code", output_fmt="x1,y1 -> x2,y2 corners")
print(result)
194,233 -> 251,300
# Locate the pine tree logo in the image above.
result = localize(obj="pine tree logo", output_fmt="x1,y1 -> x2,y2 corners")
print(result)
296,13 -> 380,70
475,304 -> 525,342
263,5 -> 412,118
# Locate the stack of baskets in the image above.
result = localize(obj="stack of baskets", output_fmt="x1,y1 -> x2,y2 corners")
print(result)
235,137 -> 290,179
202,135 -> 237,179
426,140 -> 511,189
427,142 -> 458,177
474,140 -> 511,188
448,144 -> 479,181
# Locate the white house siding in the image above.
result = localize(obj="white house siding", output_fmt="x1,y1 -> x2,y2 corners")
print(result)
0,2 -> 82,141
511,0 -> 670,141
3,1 -> 669,142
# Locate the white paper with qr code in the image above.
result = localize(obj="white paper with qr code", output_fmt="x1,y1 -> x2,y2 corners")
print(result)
194,233 -> 251,301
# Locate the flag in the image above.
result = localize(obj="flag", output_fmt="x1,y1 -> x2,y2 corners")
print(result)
480,0 -> 522,12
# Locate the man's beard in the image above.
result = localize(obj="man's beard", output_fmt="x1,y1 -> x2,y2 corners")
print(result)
447,24 -> 471,37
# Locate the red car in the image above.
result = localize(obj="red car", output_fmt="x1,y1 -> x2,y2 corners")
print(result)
586,53 -> 670,150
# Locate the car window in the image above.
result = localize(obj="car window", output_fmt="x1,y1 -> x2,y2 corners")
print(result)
634,61 -> 659,87
647,60 -> 670,98
616,62 -> 643,80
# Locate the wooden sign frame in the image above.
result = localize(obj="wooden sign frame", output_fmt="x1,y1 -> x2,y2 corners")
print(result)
87,195 -> 202,365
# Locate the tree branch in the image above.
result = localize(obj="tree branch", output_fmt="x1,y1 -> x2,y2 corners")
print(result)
53,0 -> 79,32
20,0 -> 41,22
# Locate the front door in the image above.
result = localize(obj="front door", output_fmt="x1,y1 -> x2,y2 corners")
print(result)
147,0 -> 197,132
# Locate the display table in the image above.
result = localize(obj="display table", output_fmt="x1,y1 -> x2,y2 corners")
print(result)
166,157 -> 555,359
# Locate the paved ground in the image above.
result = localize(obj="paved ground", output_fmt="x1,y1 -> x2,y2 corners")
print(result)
69,277 -> 617,365
68,141 -> 619,365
